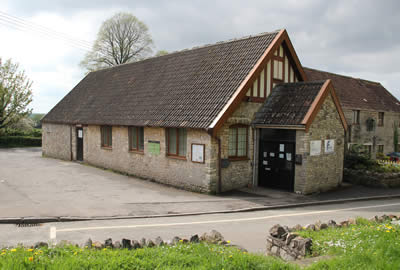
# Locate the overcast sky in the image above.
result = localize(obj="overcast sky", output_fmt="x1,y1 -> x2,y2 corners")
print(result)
1,0 -> 399,113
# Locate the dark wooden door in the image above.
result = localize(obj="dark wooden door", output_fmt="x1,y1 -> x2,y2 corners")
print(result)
259,141 -> 294,191
76,127 -> 83,161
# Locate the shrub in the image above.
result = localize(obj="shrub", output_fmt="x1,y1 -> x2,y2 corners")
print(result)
0,136 -> 41,147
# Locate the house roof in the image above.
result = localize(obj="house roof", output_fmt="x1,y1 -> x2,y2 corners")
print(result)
304,67 -> 400,112
42,30 -> 282,129
252,80 -> 347,132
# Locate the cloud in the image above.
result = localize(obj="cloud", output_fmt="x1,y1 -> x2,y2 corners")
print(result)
1,0 -> 399,112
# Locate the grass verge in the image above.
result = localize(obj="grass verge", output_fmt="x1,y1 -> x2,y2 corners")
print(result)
297,217 -> 400,269
0,243 -> 296,270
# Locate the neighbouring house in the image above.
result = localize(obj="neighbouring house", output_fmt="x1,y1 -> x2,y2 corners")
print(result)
42,29 -> 347,194
304,68 -> 400,158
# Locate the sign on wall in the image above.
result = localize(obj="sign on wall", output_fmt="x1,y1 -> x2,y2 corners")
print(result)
310,140 -> 321,156
148,140 -> 160,155
325,139 -> 335,154
191,143 -> 205,163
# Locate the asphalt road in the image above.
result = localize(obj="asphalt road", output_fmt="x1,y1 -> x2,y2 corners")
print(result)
1,198 -> 400,253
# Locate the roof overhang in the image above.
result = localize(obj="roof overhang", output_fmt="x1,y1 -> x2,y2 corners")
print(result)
208,29 -> 307,136
301,79 -> 348,132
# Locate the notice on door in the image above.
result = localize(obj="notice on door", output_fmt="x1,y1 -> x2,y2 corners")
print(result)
78,130 -> 83,138
310,140 -> 321,156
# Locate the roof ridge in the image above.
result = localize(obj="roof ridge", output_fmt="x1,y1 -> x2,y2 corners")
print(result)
92,29 -> 282,73
304,67 -> 381,86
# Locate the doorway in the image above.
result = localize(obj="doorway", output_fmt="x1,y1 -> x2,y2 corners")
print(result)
258,129 -> 295,191
76,127 -> 83,161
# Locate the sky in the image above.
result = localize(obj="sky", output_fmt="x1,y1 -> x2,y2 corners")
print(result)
1,0 -> 399,113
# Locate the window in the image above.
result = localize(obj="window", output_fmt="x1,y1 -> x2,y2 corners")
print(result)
101,126 -> 112,148
166,128 -> 187,157
228,125 -> 248,158
378,112 -> 384,126
352,110 -> 360,124
129,127 -> 144,151
378,145 -> 384,154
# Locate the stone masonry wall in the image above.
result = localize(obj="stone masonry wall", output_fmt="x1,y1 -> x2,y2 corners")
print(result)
344,109 -> 400,157
215,101 -> 263,192
84,126 -> 213,193
42,123 -> 72,160
295,93 -> 345,194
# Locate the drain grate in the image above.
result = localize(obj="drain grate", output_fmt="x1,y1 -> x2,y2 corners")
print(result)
16,223 -> 42,228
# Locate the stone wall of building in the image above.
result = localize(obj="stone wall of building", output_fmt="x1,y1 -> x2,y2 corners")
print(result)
215,101 -> 263,192
294,93 -> 345,194
42,123 -> 72,160
344,109 -> 400,157
83,125 -> 213,193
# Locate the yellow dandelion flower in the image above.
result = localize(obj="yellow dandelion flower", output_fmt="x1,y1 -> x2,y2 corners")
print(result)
179,239 -> 183,242
386,230 -> 390,233
11,249 -> 17,252
34,252 -> 38,255
226,240 -> 231,244
28,257 -> 33,262
74,251 -> 78,255
27,249 -> 33,252
243,251 -> 248,254
103,248 -> 107,251
229,255 -> 233,258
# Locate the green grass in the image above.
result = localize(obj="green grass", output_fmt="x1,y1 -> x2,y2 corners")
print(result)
297,218 -> 400,269
0,243 -> 296,270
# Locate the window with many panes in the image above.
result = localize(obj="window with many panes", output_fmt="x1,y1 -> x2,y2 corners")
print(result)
352,110 -> 360,124
166,128 -> 187,157
228,125 -> 248,158
101,126 -> 112,148
378,112 -> 384,126
129,126 -> 144,152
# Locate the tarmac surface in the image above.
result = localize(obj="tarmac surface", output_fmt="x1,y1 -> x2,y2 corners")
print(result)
1,147 -> 400,221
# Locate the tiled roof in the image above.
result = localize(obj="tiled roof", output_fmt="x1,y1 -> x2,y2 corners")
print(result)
304,67 -> 400,112
42,31 -> 280,128
252,81 -> 325,127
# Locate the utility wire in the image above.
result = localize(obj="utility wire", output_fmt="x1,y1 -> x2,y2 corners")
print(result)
0,11 -> 93,48
0,11 -> 93,51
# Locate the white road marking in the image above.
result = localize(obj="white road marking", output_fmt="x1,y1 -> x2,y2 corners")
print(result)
50,226 -> 56,239
56,202 -> 400,233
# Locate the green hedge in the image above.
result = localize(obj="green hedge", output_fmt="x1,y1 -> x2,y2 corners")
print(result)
0,136 -> 42,147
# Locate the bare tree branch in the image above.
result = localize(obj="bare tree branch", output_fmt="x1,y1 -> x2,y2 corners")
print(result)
80,13 -> 154,72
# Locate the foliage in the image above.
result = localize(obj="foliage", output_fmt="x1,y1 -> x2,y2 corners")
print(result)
155,50 -> 169,57
80,13 -> 154,72
297,218 -> 400,269
0,136 -> 41,147
394,122 -> 399,152
0,58 -> 33,131
345,144 -> 376,170
7,117 -> 34,133
29,113 -> 45,128
0,243 -> 296,270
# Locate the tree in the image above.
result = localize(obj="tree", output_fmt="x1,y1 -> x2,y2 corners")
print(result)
80,13 -> 154,72
155,50 -> 168,57
0,58 -> 33,131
